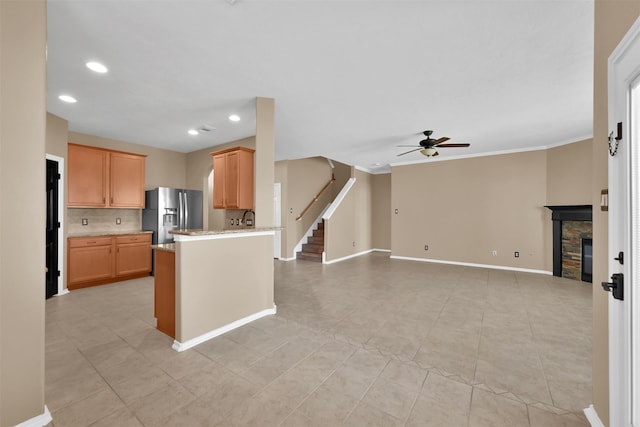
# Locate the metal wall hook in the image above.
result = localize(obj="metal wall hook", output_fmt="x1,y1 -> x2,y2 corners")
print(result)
608,122 -> 623,156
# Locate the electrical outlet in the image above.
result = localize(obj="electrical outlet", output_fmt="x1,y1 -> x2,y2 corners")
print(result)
395,209 -> 398,214
82,218 -> 88,226
230,218 -> 234,226
424,244 -> 429,251
352,241 -> 355,247
492,250 -> 497,256
116,218 -> 121,225
235,218 -> 240,226
514,251 -> 519,258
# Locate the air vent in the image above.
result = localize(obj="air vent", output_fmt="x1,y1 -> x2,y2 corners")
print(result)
199,124 -> 216,132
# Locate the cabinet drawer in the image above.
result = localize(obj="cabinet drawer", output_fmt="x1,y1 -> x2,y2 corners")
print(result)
116,234 -> 151,244
69,236 -> 113,248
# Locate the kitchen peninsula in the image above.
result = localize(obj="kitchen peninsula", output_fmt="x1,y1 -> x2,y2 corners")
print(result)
156,227 -> 277,351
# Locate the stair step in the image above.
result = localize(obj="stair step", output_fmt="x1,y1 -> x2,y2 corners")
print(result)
317,221 -> 324,230
308,236 -> 324,245
302,243 -> 324,254
296,251 -> 322,262
313,229 -> 324,238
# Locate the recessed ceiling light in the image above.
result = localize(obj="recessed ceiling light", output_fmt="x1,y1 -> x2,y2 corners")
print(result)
229,114 -> 240,122
58,95 -> 77,103
188,129 -> 199,136
86,61 -> 108,73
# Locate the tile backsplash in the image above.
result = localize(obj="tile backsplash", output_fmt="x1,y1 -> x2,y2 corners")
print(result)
68,208 -> 141,235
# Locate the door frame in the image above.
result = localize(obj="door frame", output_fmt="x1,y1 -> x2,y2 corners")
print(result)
607,15 -> 640,427
273,182 -> 282,259
45,154 -> 68,296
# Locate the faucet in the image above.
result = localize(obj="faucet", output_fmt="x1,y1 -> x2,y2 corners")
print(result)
241,210 -> 255,227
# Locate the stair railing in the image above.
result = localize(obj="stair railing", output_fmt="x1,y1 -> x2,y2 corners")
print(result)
296,174 -> 335,221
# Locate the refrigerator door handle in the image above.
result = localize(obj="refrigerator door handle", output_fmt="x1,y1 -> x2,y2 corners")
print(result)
178,191 -> 184,230
184,192 -> 189,230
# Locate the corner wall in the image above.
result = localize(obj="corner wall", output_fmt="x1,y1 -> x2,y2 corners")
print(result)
593,3 -> 640,424
324,168 -> 374,262
1,0 -> 48,425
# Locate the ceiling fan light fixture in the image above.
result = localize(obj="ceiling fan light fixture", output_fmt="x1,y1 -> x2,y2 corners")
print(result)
421,147 -> 437,157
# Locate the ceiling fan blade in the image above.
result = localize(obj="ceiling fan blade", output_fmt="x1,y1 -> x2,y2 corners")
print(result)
397,147 -> 423,156
432,137 -> 450,146
432,151 -> 440,157
436,143 -> 471,148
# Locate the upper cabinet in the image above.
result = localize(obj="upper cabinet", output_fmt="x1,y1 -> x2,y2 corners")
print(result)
211,147 -> 254,209
68,143 -> 146,208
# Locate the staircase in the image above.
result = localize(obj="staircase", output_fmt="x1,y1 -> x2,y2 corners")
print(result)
296,221 -> 324,262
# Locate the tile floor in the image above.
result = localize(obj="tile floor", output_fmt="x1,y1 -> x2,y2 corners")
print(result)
45,252 -> 592,426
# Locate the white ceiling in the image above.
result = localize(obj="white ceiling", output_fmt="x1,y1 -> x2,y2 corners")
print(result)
46,0 -> 594,173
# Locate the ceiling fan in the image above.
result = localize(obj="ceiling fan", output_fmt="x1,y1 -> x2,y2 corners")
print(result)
397,130 -> 470,157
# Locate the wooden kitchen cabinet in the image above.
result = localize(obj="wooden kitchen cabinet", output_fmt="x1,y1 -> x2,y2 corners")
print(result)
109,151 -> 146,208
68,143 -> 146,208
67,144 -> 108,207
115,234 -> 152,276
68,237 -> 114,289
154,249 -> 175,338
211,147 -> 254,209
68,233 -> 151,289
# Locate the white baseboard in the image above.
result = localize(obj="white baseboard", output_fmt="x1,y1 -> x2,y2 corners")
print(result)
54,288 -> 70,297
583,404 -> 605,427
172,305 -> 277,352
389,255 -> 552,276
280,256 -> 297,262
15,406 -> 52,427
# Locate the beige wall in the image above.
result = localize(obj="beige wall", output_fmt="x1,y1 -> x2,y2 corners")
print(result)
68,131 -> 187,190
593,2 -> 640,424
255,97 -> 275,228
371,173 -> 391,250
46,113 -> 69,159
546,139 -> 593,206
324,168 -> 374,262
392,151 -> 550,271
0,0 -> 47,425
175,234 -> 274,342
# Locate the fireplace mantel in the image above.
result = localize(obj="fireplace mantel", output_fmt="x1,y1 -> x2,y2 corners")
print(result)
545,205 -> 593,278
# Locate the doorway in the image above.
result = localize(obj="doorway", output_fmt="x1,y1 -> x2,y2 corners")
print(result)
46,155 -> 65,298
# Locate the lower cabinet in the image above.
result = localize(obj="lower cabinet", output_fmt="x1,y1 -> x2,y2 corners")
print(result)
115,235 -> 152,277
68,233 -> 151,289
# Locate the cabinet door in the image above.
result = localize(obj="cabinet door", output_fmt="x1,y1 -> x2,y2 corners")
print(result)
213,154 -> 225,209
115,243 -> 151,276
68,144 -> 108,207
68,245 -> 113,287
224,151 -> 240,209
110,152 -> 145,208
236,149 -> 254,209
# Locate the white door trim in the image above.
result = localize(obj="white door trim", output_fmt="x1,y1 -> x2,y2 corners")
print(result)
607,15 -> 640,427
45,154 -> 68,296
273,183 -> 282,259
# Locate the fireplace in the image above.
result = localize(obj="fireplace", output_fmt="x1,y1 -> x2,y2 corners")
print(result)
545,205 -> 593,282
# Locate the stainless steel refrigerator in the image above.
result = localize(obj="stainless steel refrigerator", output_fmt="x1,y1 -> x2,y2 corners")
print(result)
142,187 -> 203,244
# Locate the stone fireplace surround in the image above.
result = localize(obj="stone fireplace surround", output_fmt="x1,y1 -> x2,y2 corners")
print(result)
545,205 -> 593,282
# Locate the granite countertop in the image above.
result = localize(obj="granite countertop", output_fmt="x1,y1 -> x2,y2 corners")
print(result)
170,227 -> 281,236
68,230 -> 153,238
152,243 -> 175,252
